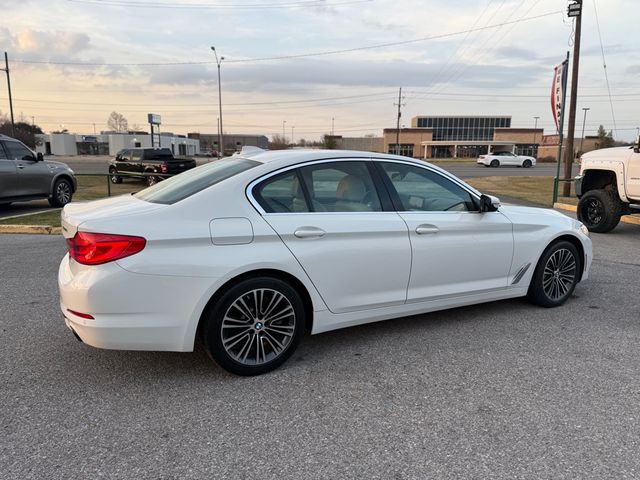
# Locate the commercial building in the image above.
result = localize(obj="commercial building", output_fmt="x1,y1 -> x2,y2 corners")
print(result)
35,132 -> 199,156
383,116 -> 542,159
187,133 -> 268,155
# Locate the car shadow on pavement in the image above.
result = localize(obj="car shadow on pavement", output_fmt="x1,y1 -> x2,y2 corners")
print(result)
50,297 -> 532,383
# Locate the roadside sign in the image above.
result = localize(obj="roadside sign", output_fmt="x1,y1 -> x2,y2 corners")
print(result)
147,113 -> 161,125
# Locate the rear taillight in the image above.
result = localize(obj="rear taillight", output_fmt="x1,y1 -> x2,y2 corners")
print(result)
160,163 -> 168,173
67,232 -> 146,265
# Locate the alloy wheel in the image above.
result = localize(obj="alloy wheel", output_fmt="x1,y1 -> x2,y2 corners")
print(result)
583,198 -> 603,226
56,181 -> 72,204
221,288 -> 296,366
542,248 -> 576,301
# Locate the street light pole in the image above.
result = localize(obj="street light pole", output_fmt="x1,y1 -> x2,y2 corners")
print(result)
291,126 -> 294,146
211,47 -> 225,157
579,107 -> 590,154
1,52 -> 15,137
282,120 -> 286,140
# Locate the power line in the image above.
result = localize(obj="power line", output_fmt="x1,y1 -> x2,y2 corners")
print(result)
12,10 -> 562,67
67,0 -> 370,9
592,0 -> 617,137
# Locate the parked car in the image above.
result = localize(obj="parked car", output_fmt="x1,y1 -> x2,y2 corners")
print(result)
575,143 -> 640,232
109,148 -> 197,186
477,151 -> 536,168
0,134 -> 76,207
59,149 -> 591,376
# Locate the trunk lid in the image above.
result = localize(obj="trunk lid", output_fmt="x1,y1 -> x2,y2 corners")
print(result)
60,194 -> 165,239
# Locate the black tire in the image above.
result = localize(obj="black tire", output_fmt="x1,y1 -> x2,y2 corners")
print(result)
202,277 -> 305,376
48,178 -> 73,207
523,159 -> 532,168
109,168 -> 123,184
146,173 -> 159,186
527,240 -> 581,308
490,159 -> 500,168
576,189 -> 622,233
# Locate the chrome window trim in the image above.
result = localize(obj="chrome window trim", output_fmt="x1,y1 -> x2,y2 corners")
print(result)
245,156 -> 482,216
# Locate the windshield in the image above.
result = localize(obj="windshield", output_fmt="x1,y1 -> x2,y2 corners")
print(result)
135,157 -> 259,204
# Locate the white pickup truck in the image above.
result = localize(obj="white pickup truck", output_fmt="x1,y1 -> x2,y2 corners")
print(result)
575,144 -> 640,232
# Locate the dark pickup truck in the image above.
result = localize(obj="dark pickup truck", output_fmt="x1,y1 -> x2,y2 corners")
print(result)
109,148 -> 197,186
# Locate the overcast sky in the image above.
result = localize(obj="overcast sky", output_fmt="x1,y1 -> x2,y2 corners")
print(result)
1,0 -> 639,141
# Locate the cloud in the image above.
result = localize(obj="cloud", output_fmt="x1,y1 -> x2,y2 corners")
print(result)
625,65 -> 640,75
12,29 -> 90,55
494,46 -> 539,61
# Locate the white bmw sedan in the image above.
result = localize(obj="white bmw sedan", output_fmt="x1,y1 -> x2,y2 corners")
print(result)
477,151 -> 536,168
59,149 -> 591,375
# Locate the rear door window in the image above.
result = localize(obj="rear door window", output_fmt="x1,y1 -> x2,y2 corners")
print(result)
254,171 -> 310,213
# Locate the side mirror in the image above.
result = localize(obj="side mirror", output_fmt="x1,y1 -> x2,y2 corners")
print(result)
36,152 -> 44,162
479,194 -> 500,212
634,136 -> 640,153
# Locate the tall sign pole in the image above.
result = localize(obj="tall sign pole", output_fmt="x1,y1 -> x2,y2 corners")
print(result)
563,0 -> 583,196
2,52 -> 16,137
552,53 -> 570,204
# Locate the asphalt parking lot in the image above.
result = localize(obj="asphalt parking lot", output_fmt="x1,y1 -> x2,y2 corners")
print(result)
1,221 -> 639,479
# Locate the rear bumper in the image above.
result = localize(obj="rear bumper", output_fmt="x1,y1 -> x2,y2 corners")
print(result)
58,254 -> 218,352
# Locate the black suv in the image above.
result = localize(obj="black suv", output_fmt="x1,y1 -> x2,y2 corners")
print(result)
0,134 -> 77,207
109,148 -> 197,186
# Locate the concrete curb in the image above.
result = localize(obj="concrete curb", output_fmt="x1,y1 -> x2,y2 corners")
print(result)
0,225 -> 62,235
554,202 -> 640,226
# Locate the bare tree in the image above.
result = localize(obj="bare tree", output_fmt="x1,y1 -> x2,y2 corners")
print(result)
107,111 -> 129,132
269,134 -> 288,150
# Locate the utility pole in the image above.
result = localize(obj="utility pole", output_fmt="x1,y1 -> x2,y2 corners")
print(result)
291,125 -> 295,146
533,116 -> 540,145
282,120 -> 286,140
2,52 -> 16,136
579,107 -> 590,154
211,47 -> 224,157
394,87 -> 405,154
563,0 -> 583,196
331,117 -> 334,136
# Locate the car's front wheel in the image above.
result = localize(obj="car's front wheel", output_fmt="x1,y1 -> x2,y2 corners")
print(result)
202,277 -> 305,376
527,240 -> 580,308
109,167 -> 123,184
49,178 -> 73,207
577,189 -> 622,233
522,159 -> 532,168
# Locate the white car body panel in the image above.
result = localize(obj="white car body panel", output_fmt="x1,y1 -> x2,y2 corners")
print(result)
58,150 -> 591,353
477,153 -> 536,167
399,210 -> 514,301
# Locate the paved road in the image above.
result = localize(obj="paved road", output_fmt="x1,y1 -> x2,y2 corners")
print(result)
1,220 -> 639,479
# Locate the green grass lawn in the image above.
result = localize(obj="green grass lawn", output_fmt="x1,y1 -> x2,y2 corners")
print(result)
75,175 -> 143,201
466,176 -> 577,207
0,210 -> 63,227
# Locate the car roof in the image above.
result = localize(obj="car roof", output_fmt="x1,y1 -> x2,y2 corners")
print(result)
0,134 -> 19,142
235,148 -> 431,167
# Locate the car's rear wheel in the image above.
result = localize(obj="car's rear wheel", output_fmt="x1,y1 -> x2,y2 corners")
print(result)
203,277 -> 305,376
490,159 -> 500,168
576,189 -> 622,233
48,178 -> 73,207
523,159 -> 532,168
146,173 -> 159,186
527,240 -> 580,308
109,167 -> 123,184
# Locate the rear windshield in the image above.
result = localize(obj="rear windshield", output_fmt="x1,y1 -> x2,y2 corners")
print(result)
134,157 -> 259,204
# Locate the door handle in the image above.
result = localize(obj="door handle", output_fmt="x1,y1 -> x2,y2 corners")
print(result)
17,164 -> 25,169
415,224 -> 439,235
294,227 -> 326,239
